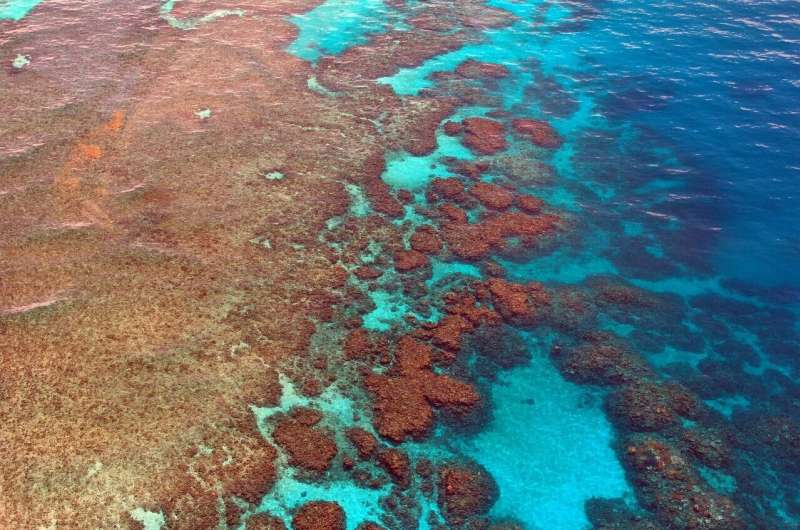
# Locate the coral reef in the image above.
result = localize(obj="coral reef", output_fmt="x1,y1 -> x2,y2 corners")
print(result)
607,381 -> 678,432
365,177 -> 405,218
247,513 -> 288,530
470,182 -> 515,210
455,59 -> 510,79
460,117 -> 508,155
394,249 -> 430,272
272,408 -> 338,473
4,0 -> 795,528
623,435 -> 746,530
356,523 -> 387,530
292,501 -> 345,530
482,277 -> 549,326
437,459 -> 499,526
410,225 -> 444,254
585,498 -> 663,530
347,428 -> 379,460
442,210 -> 560,260
364,336 -> 481,442
431,177 -> 468,201
444,120 -> 464,136
378,448 -> 412,487
551,334 -> 654,386
511,118 -> 564,148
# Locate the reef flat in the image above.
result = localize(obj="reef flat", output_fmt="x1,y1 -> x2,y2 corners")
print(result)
2,0 -> 799,529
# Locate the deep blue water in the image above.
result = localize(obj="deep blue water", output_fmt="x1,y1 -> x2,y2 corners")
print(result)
574,0 -> 800,290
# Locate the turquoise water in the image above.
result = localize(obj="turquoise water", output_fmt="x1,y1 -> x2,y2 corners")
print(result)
288,0 -> 400,63
456,339 -> 631,530
0,0 -> 43,20
254,377 -> 389,529
279,0 -> 800,527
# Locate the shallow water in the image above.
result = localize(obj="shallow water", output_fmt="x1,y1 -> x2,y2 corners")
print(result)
2,0 -> 799,528
455,343 -> 630,530
0,0 -> 42,21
